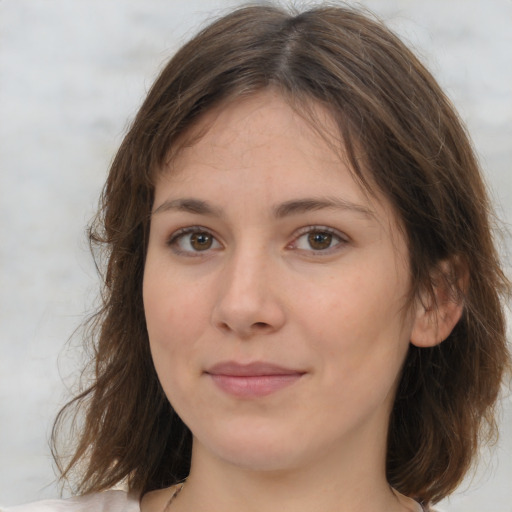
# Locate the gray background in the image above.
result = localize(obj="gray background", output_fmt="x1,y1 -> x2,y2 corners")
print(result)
1,0 -> 511,509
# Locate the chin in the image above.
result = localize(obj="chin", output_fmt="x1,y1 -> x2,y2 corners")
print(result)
193,423 -> 318,473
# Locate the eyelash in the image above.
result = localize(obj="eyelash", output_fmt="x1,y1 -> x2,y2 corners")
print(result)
167,226 -> 222,256
166,225 -> 349,256
288,226 -> 349,255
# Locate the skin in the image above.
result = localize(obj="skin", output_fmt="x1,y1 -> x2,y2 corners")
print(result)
141,90 -> 442,512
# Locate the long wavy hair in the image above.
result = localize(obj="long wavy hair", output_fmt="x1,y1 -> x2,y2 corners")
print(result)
52,3 -> 511,507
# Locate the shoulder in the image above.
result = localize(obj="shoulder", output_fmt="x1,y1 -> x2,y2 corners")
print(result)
0,490 -> 139,512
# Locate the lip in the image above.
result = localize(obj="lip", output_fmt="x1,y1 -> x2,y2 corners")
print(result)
205,361 -> 305,398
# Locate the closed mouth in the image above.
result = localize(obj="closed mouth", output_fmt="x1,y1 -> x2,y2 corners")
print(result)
205,361 -> 305,397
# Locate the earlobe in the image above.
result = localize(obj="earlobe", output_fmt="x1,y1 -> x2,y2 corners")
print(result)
410,296 -> 464,347
410,260 -> 466,348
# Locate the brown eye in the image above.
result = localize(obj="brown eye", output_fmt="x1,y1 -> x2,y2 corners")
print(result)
190,232 -> 213,251
307,231 -> 333,250
292,227 -> 347,254
169,228 -> 221,255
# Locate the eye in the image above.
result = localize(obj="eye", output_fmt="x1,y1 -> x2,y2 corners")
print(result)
168,227 -> 222,255
291,227 -> 347,253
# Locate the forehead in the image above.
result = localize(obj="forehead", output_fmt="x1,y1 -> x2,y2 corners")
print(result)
157,89 -> 396,225
165,91 -> 342,183
168,90 -> 342,171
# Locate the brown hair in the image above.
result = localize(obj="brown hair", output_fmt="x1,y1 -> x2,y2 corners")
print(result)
52,3 -> 511,507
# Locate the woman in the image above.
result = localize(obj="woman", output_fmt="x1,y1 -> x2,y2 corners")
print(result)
3,3 -> 510,512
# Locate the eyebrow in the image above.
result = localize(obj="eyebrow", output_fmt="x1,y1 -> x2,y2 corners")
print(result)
273,197 -> 374,219
152,196 -> 374,219
153,198 -> 224,217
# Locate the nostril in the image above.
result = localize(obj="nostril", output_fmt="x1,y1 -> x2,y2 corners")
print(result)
253,322 -> 270,329
219,322 -> 231,332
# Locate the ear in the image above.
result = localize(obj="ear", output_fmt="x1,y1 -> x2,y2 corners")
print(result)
410,259 -> 467,348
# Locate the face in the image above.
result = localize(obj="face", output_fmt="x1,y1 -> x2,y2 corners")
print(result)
143,90 -> 419,475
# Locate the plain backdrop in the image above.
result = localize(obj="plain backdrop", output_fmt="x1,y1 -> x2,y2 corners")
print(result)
1,0 -> 511,509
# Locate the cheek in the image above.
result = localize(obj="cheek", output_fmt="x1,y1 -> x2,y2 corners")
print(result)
298,262 -> 412,372
143,262 -> 210,370
143,268 -> 207,406
144,257 -> 206,329
313,295 -> 411,420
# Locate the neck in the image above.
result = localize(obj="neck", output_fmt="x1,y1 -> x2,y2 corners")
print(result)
168,432 -> 413,512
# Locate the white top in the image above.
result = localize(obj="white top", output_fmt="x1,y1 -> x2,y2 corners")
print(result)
0,491 -> 140,512
1,490 -> 439,512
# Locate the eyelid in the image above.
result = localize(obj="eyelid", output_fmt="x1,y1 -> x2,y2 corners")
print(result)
167,226 -> 222,256
165,224 -> 349,256
288,225 -> 350,253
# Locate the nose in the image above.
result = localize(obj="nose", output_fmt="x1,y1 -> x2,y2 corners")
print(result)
211,250 -> 286,339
